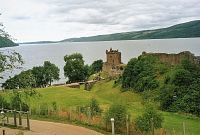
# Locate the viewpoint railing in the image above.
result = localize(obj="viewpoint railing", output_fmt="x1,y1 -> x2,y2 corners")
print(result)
0,108 -> 30,130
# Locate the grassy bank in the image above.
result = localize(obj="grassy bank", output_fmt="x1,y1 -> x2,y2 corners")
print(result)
2,80 -> 200,134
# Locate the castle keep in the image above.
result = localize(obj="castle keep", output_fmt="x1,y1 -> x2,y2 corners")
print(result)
102,48 -> 125,76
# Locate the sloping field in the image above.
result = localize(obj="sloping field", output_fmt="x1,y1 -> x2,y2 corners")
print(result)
27,80 -> 200,135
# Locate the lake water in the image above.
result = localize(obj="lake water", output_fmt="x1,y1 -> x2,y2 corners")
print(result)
1,38 -> 200,84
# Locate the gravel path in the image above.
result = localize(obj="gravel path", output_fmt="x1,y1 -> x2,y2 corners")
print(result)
0,119 -> 103,135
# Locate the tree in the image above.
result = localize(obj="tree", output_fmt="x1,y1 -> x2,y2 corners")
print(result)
89,98 -> 101,116
135,106 -> 163,133
104,104 -> 128,133
43,61 -> 60,86
10,91 -> 29,111
0,13 -> 23,77
2,70 -> 36,89
0,51 -> 23,77
121,56 -> 159,92
90,59 -> 103,74
64,53 -> 89,82
32,66 -> 46,87
0,13 -> 18,47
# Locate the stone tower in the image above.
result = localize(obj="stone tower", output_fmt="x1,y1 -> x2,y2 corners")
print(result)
106,48 -> 121,65
103,48 -> 124,76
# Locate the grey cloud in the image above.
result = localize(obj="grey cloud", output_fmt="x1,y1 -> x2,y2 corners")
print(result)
44,0 -> 200,30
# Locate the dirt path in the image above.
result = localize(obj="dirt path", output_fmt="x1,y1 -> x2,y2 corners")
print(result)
0,120 -> 103,135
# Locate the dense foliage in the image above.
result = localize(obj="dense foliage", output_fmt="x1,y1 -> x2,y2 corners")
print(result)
122,54 -> 200,116
122,55 -> 160,92
135,106 -> 163,133
159,59 -> 200,116
104,104 -> 128,133
3,61 -> 59,89
90,59 -> 103,74
64,53 -> 89,82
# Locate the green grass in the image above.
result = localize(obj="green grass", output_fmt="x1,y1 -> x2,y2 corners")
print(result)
2,80 -> 200,134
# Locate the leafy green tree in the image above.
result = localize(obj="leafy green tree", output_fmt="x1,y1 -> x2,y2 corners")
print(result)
0,51 -> 23,77
2,70 -> 36,89
0,13 -> 18,48
89,98 -> 101,116
104,104 -> 128,133
0,95 -> 10,109
43,61 -> 60,86
122,56 -> 159,92
90,59 -> 103,74
135,106 -> 163,133
32,66 -> 46,87
18,70 -> 36,88
159,60 -> 200,116
10,91 -> 29,111
64,53 -> 89,82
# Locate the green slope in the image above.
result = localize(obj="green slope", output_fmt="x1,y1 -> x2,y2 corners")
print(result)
0,36 -> 18,48
28,80 -> 199,135
62,20 -> 200,42
2,80 -> 200,134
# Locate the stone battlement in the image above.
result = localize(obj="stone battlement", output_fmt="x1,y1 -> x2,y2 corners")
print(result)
142,51 -> 200,66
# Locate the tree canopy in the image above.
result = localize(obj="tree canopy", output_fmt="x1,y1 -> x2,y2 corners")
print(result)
90,59 -> 103,74
3,61 -> 59,89
64,53 -> 89,83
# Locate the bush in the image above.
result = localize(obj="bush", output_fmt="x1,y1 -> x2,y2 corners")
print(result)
135,106 -> 163,133
89,98 -> 102,116
104,104 -> 128,133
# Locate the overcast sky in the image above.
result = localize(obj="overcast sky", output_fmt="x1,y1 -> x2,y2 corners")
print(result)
0,0 -> 200,42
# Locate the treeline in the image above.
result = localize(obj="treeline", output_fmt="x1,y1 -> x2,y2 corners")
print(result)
3,53 -> 103,89
3,61 -> 60,89
121,55 -> 200,116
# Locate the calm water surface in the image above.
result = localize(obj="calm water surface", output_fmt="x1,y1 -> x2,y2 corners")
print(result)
1,38 -> 200,84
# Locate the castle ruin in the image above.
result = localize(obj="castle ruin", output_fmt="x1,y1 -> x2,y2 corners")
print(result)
102,48 -> 125,76
142,51 -> 200,66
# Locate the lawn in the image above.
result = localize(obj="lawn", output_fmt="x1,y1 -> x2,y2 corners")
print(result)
1,80 -> 199,134
26,80 -> 200,135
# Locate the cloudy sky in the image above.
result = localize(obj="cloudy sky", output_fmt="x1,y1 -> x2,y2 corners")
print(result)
0,0 -> 200,42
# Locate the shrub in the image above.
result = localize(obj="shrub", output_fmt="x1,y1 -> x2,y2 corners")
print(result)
89,98 -> 102,116
135,106 -> 163,133
104,104 -> 128,133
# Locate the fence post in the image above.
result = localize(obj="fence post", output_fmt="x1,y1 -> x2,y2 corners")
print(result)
111,118 -> 115,135
183,122 -> 186,135
88,107 -> 91,125
151,117 -> 154,135
13,110 -> 17,127
126,115 -> 129,135
27,111 -> 30,130
19,112 -> 22,126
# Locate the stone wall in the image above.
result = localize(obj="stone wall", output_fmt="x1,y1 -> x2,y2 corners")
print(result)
142,51 -> 200,66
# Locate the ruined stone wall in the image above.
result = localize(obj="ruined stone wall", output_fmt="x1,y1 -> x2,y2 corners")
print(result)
142,51 -> 200,66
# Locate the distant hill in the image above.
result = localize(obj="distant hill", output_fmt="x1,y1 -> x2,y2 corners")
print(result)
19,41 -> 57,44
21,20 -> 200,44
62,20 -> 200,42
0,36 -> 18,48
